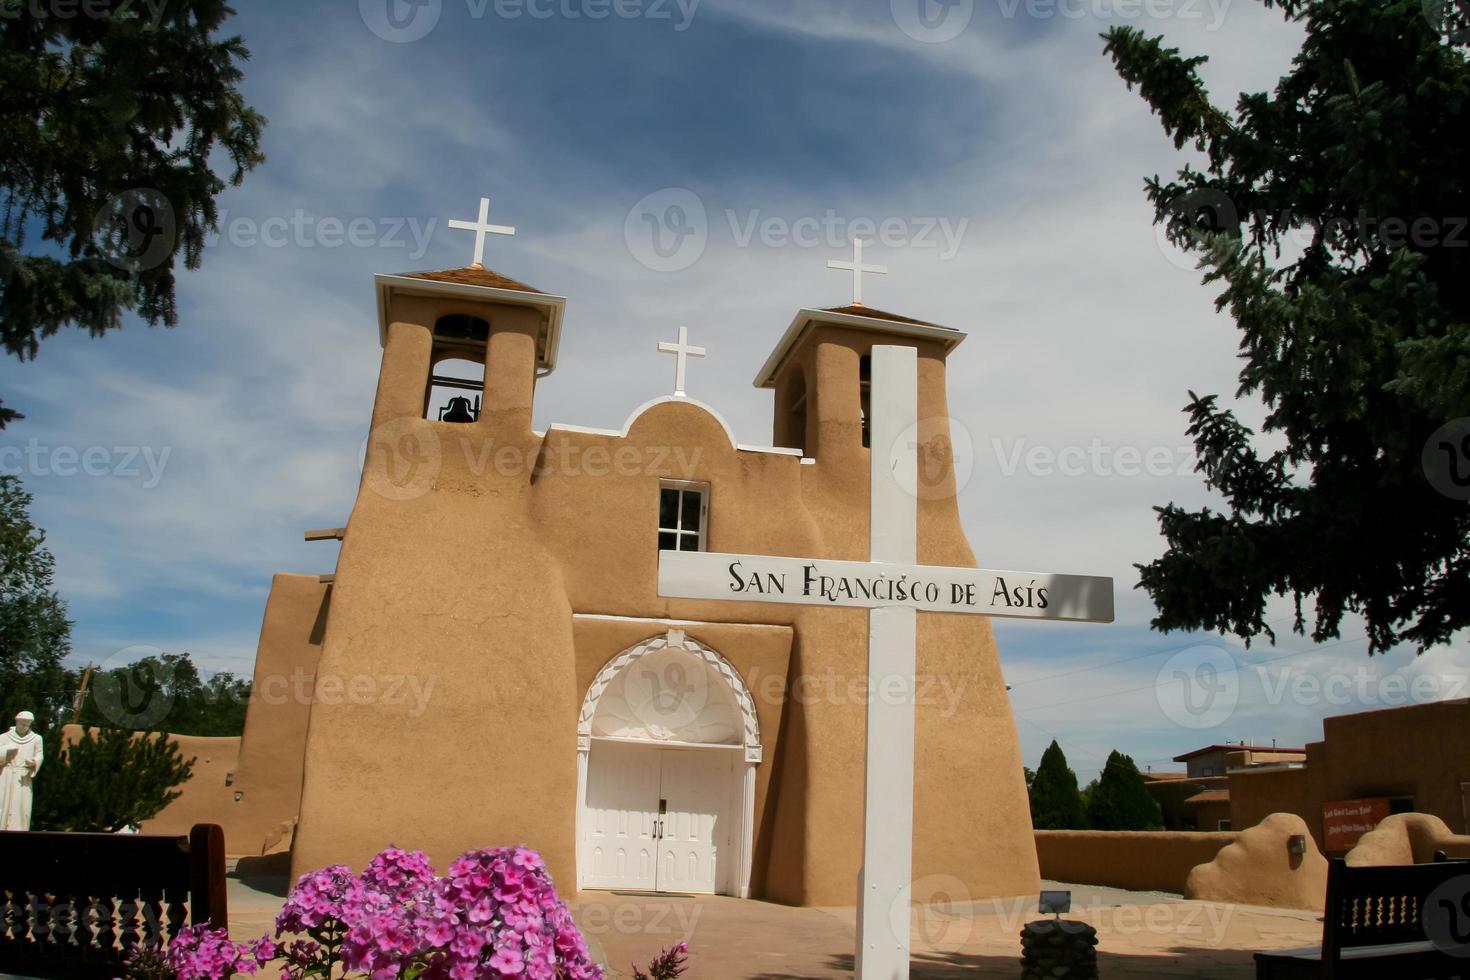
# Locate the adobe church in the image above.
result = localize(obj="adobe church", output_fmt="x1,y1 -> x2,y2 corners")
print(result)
187,216 -> 1041,906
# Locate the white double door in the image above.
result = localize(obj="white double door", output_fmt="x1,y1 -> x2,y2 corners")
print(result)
582,740 -> 736,894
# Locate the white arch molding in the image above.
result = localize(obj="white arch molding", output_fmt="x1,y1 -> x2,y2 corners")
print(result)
576,630 -> 762,898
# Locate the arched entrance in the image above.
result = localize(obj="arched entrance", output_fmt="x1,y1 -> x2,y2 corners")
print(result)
576,630 -> 761,897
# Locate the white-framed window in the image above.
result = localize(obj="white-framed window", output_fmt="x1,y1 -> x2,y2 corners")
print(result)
658,480 -> 708,553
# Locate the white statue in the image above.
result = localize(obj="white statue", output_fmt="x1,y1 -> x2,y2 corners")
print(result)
0,711 -> 43,831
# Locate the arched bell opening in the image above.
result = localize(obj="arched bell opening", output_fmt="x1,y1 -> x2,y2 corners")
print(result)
423,314 -> 489,423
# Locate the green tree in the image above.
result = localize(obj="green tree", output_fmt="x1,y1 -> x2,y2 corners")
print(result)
1087,750 -> 1164,831
0,474 -> 75,727
31,726 -> 194,832
1029,740 -> 1089,829
80,651 -> 250,736
1104,1 -> 1470,653
0,0 -> 266,426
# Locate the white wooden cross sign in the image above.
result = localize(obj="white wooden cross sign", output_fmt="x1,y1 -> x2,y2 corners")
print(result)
657,345 -> 1114,980
448,196 -> 516,268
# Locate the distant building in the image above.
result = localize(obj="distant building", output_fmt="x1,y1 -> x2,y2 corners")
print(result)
1229,699 -> 1470,854
1143,744 -> 1306,832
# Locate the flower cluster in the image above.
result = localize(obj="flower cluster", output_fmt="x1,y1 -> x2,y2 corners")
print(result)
275,845 -> 602,980
631,942 -> 689,980
123,924 -> 275,980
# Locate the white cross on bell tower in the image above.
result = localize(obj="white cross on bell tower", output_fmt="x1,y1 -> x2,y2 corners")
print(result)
447,196 -> 516,268
828,238 -> 888,306
657,326 -> 705,398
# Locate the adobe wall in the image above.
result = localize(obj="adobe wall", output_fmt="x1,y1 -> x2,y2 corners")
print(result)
59,724 -> 239,836
1345,813 -> 1470,866
111,574 -> 327,853
137,733 -> 241,835
1034,830 -> 1236,894
290,298 -> 1040,906
224,574 -> 329,854
1184,813 -> 1327,912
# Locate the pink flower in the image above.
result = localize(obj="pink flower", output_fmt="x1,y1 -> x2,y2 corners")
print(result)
488,946 -> 525,974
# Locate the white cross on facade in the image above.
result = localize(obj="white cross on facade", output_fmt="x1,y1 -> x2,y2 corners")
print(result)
828,238 -> 888,306
657,325 -> 706,398
447,196 -> 516,268
658,346 -> 1114,980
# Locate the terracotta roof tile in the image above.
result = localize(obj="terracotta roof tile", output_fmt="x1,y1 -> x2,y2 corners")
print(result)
406,267 -> 541,293
821,305 -> 946,328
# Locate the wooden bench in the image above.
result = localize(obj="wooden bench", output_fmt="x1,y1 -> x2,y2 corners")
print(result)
0,823 -> 227,979
1255,858 -> 1470,979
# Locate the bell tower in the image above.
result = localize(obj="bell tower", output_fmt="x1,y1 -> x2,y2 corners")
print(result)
755,304 -> 965,463
369,266 -> 566,439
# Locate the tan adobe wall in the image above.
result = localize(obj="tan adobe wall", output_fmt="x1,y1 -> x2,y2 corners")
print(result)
1345,812 -> 1470,866
60,725 -> 240,835
1035,830 -> 1237,894
1185,813 -> 1327,912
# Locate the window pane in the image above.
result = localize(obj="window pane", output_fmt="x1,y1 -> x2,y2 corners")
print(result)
659,531 -> 678,551
680,532 -> 701,552
680,490 -> 702,531
659,488 -> 679,529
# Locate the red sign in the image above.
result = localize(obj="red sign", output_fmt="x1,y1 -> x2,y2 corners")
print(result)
1322,798 -> 1392,852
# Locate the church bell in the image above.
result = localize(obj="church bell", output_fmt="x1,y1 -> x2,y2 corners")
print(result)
438,395 -> 480,424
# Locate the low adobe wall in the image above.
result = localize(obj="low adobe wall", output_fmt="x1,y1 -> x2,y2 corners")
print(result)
1346,813 -> 1470,866
1035,830 -> 1237,894
59,725 -> 242,835
1185,813 -> 1327,911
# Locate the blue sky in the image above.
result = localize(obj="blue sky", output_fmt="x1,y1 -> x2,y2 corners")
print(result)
2,0 -> 1466,781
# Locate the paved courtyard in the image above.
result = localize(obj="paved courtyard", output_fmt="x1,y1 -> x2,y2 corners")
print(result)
227,863 -> 1322,979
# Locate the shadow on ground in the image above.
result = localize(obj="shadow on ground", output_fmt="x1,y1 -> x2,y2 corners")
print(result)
749,945 -> 1267,980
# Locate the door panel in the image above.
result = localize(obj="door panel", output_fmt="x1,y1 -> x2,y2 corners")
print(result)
655,748 -> 733,894
582,741 -> 660,891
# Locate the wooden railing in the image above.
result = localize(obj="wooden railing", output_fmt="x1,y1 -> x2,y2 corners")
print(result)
0,823 -> 227,979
